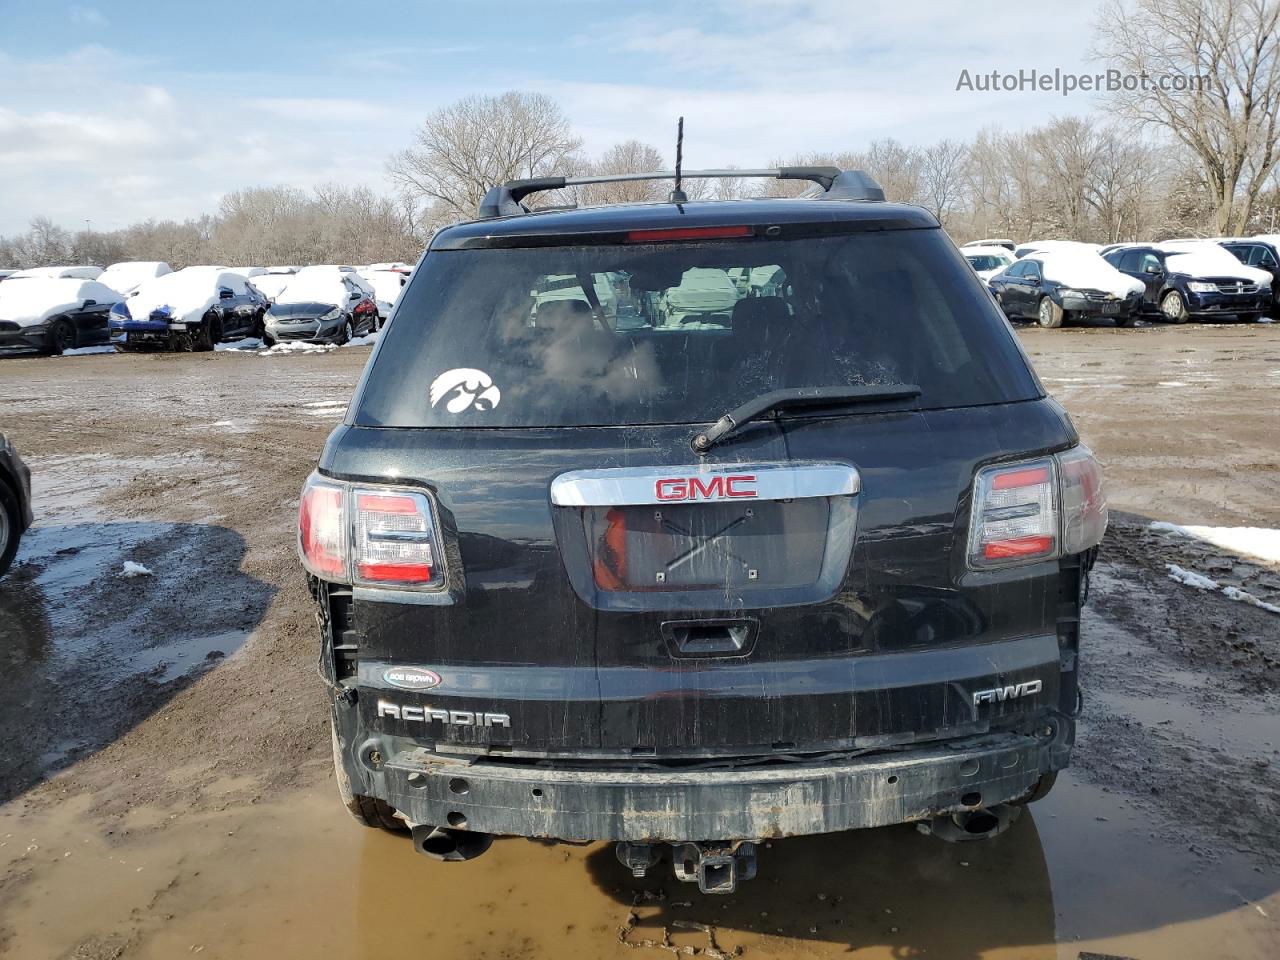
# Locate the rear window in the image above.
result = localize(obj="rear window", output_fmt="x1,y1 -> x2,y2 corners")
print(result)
354,230 -> 1040,428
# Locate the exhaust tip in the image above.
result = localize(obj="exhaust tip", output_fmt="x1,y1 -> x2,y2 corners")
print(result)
411,824 -> 494,862
916,803 -> 1022,843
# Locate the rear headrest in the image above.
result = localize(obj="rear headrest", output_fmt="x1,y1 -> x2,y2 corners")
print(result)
534,298 -> 594,333
730,296 -> 789,338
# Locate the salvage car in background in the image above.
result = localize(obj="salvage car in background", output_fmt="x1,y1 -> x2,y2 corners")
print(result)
1102,243 -> 1271,322
263,271 -> 376,345
0,277 -> 121,353
7,265 -> 103,281
963,244 -> 1016,281
110,267 -> 267,351
359,268 -> 407,323
989,251 -> 1144,327
0,433 -> 32,578
97,261 -> 173,296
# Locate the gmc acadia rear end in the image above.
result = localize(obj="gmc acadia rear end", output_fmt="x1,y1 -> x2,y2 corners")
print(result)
300,167 -> 1107,893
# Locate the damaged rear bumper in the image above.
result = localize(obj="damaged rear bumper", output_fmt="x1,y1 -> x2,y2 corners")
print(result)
338,725 -> 1070,842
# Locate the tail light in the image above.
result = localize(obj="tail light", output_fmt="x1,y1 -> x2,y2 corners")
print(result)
298,473 -> 443,590
968,446 -> 1107,569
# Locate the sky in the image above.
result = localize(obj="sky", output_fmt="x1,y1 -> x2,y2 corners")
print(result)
0,0 -> 1111,235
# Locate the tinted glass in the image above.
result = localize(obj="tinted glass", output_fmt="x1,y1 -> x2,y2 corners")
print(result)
965,254 -> 1008,271
354,230 -> 1041,428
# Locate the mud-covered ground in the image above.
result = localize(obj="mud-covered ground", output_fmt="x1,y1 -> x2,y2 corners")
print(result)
0,323 -> 1277,959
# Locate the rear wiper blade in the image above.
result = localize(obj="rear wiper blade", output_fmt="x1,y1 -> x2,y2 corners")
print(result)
691,384 -> 921,453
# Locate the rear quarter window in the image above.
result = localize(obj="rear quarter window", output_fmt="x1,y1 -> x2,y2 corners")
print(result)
353,229 -> 1042,428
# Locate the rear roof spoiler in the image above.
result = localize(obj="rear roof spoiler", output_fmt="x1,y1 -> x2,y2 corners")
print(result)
476,167 -> 885,219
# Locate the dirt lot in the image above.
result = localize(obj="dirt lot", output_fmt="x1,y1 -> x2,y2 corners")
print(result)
0,323 -> 1277,959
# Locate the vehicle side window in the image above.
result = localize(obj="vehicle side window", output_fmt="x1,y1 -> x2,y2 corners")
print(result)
1140,254 -> 1163,273
1006,261 -> 1027,277
223,275 -> 247,295
1118,251 -> 1142,271
1248,245 -> 1277,268
1023,261 -> 1042,281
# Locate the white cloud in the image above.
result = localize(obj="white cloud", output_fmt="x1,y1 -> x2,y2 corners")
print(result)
69,5 -> 107,27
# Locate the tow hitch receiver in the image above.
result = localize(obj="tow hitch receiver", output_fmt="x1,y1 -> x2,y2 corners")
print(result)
617,841 -> 759,894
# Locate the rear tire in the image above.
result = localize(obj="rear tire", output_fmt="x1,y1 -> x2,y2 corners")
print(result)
45,318 -> 75,355
1160,290 -> 1188,323
193,313 -> 219,352
1037,297 -> 1064,329
1015,771 -> 1058,805
331,718 -> 405,832
0,480 -> 20,577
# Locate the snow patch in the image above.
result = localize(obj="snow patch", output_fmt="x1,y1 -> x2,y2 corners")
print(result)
1165,563 -> 1219,590
345,331 -> 379,347
1151,522 -> 1280,565
1156,381 -> 1188,387
258,340 -> 336,356
215,337 -> 263,352
1166,563 -> 1280,615
302,400 -> 346,408
120,561 -> 153,578
59,345 -> 117,356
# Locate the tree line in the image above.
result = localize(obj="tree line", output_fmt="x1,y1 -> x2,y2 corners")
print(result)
4,0 -> 1280,269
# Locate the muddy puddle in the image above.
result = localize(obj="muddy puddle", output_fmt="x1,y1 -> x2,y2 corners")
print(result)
0,769 -> 1276,959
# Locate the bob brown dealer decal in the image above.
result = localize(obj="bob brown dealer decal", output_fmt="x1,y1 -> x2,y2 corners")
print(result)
382,667 -> 442,691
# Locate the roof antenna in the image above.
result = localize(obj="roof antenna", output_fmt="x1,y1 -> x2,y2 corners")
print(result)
669,117 -> 687,203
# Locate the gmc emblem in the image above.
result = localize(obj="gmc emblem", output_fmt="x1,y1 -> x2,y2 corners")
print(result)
654,474 -> 757,501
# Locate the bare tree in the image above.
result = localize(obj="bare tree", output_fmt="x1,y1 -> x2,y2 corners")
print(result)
573,140 -> 667,206
1095,0 -> 1280,233
920,139 -> 969,225
387,92 -> 582,228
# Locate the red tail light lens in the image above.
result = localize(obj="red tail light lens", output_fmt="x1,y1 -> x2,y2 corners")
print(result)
297,473 -> 443,590
352,489 -> 437,585
1058,445 -> 1108,554
968,447 -> 1108,569
299,477 -> 347,578
968,458 -> 1059,567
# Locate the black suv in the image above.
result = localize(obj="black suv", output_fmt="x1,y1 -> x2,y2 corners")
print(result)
1101,244 -> 1271,322
300,166 -> 1108,892
1221,238 -> 1280,313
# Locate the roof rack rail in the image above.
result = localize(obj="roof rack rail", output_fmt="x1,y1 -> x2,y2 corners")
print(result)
476,167 -> 885,219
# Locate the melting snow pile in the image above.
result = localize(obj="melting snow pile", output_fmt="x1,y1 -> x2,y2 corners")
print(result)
121,561 -> 153,578
1150,522 -> 1280,565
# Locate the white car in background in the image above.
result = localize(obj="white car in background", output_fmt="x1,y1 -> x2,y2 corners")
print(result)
228,266 -> 267,278
97,261 -> 173,296
7,265 -> 103,281
264,265 -> 300,275
0,277 -> 121,353
962,245 -> 1016,281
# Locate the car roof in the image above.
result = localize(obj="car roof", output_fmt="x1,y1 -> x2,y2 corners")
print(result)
430,198 -> 938,250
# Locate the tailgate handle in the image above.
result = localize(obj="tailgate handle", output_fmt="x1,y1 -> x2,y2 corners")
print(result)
662,619 -> 758,656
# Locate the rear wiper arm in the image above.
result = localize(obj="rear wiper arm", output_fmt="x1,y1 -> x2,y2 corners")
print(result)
691,384 -> 921,453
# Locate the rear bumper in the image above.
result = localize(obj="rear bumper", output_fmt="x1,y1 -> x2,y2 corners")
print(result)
336,720 -> 1071,842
